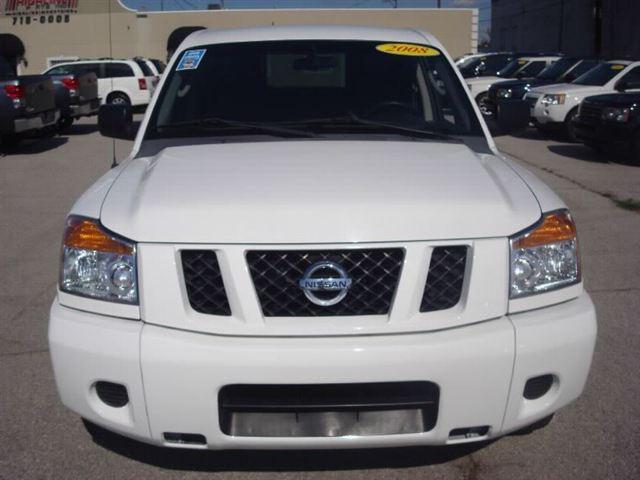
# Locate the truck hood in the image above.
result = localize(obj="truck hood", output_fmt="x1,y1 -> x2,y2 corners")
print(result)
100,141 -> 541,244
530,83 -> 606,97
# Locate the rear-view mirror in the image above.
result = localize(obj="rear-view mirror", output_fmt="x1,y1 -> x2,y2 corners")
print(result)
495,100 -> 530,135
98,104 -> 135,140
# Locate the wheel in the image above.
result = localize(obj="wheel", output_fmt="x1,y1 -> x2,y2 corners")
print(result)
476,92 -> 493,119
564,108 -> 579,142
58,116 -> 73,131
107,92 -> 131,107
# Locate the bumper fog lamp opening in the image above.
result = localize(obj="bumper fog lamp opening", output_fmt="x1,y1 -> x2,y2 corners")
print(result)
523,374 -> 555,400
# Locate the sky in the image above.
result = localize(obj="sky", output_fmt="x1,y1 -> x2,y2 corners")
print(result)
123,0 -> 491,42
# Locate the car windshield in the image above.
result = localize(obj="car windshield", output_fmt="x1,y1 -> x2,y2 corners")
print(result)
536,58 -> 575,80
573,63 -> 627,86
147,40 -> 483,141
496,59 -> 528,77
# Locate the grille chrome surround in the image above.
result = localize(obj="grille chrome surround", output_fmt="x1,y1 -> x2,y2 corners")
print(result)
246,249 -> 404,317
181,250 -> 231,316
420,246 -> 468,312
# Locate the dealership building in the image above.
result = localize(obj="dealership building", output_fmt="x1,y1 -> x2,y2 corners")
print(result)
1,0 -> 479,75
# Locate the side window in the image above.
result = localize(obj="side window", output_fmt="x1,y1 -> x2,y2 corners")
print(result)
104,63 -> 135,78
75,63 -> 102,78
621,67 -> 640,86
485,55 -> 509,71
47,65 -> 73,75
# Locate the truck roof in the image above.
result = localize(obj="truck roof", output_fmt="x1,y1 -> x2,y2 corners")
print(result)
181,25 -> 442,50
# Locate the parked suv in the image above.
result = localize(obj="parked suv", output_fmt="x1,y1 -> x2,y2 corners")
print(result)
487,57 -> 602,120
49,26 -> 596,450
467,56 -> 561,117
44,59 -> 155,107
457,52 -> 515,79
526,60 -> 640,140
573,92 -> 640,164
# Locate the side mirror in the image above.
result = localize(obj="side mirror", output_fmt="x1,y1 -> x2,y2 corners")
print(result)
495,100 -> 530,134
98,104 -> 135,140
615,81 -> 628,92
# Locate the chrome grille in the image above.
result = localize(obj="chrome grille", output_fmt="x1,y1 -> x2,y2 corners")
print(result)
246,249 -> 404,317
420,246 -> 468,312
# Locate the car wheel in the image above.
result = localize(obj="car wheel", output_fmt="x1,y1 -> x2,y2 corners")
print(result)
476,92 -> 493,118
0,135 -> 21,148
107,93 -> 131,107
564,109 -> 579,142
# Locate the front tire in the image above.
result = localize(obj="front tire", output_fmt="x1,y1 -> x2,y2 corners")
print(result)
564,108 -> 579,142
476,92 -> 492,119
58,116 -> 73,132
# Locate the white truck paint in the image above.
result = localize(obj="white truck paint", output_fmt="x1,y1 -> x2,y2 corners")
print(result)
49,25 -> 596,450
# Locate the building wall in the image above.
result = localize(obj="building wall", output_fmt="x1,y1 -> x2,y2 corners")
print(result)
490,0 -> 594,55
491,0 -> 640,58
1,0 -> 478,74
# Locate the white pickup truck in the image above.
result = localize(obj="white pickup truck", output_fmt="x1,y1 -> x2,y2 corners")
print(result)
526,60 -> 640,140
49,26 -> 596,450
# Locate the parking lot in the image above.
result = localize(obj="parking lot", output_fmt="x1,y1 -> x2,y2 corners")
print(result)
1,119 -> 639,480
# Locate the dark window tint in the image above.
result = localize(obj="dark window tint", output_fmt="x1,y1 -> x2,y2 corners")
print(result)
148,40 -> 483,140
537,57 -> 577,80
104,63 -> 134,78
73,63 -> 102,78
574,63 -> 628,86
518,61 -> 546,77
484,54 -> 512,71
133,59 -> 154,76
621,67 -> 640,85
151,59 -> 166,73
567,60 -> 600,79
47,65 -> 74,75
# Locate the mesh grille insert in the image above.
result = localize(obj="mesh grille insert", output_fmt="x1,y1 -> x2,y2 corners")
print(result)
420,246 -> 467,312
246,249 -> 404,317
181,250 -> 231,316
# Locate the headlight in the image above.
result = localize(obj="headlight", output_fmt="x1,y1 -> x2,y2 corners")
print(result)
60,216 -> 138,304
510,210 -> 580,299
602,107 -> 630,123
497,88 -> 512,99
541,94 -> 566,105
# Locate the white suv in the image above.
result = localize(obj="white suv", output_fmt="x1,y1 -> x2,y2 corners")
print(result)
44,59 -> 155,107
526,60 -> 640,140
49,26 -> 596,450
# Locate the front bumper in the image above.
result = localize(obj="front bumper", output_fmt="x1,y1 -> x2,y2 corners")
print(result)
49,294 -> 597,450
573,120 -> 634,148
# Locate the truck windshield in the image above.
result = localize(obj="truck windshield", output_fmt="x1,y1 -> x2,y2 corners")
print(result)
496,59 -> 526,77
573,63 -> 627,86
147,40 -> 483,140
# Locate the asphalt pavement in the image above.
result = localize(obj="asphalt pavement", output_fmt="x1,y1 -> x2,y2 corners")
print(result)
1,119 -> 639,479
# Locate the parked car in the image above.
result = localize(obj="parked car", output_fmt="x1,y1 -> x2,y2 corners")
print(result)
525,60 -> 640,140
49,26 -> 596,450
457,52 -> 516,79
149,58 -> 166,74
486,57 -> 603,120
467,56 -> 561,117
1,57 -> 59,146
43,59 -> 155,107
44,64 -> 100,130
132,57 -> 160,90
573,92 -> 640,164
135,57 -> 165,76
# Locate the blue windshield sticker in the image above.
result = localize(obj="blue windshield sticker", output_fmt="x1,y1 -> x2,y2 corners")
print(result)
176,49 -> 206,71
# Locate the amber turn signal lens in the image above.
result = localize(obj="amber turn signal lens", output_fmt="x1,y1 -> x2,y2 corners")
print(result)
512,210 -> 577,249
63,217 -> 133,255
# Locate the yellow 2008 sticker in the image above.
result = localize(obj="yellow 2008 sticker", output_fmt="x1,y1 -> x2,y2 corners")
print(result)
611,64 -> 625,70
376,43 -> 441,57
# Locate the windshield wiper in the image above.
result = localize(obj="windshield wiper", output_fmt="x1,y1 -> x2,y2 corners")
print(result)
281,112 -> 458,142
155,117 -> 320,138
